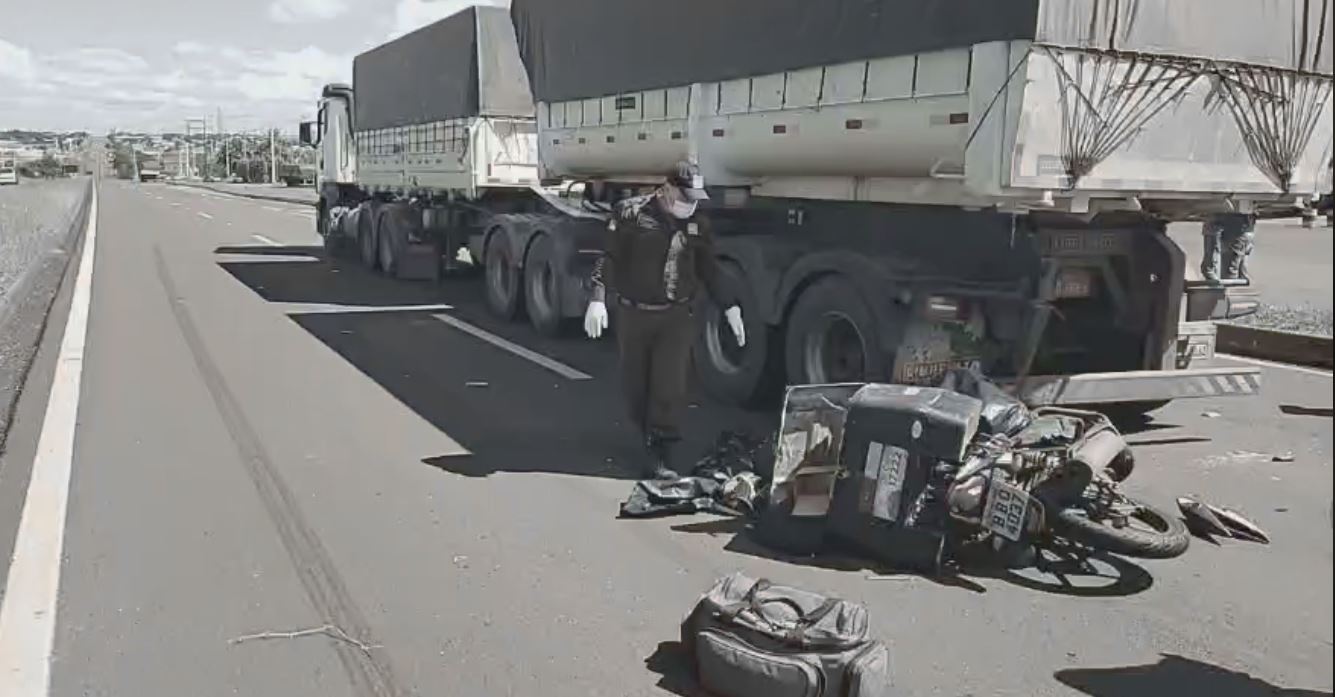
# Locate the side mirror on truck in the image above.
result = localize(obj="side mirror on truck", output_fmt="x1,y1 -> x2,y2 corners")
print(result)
299,121 -> 315,146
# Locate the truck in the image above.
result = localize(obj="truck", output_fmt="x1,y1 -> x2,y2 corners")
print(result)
277,162 -> 316,187
304,1 -> 1334,414
137,153 -> 163,182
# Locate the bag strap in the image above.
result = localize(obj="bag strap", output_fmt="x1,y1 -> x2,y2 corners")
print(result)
719,579 -> 842,638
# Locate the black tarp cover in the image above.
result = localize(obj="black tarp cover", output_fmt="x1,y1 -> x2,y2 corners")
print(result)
511,0 -> 1332,103
353,6 -> 534,131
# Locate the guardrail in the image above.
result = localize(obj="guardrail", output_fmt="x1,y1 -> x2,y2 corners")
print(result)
1217,324 -> 1333,370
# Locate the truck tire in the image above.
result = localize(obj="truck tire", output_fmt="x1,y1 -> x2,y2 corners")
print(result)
377,207 -> 412,278
694,262 -> 776,406
357,203 -> 378,269
785,277 -> 889,385
484,231 -> 521,320
319,204 -> 345,258
524,234 -> 565,336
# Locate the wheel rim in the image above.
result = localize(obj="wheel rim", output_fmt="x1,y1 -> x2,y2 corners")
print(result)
803,312 -> 867,383
1073,490 -> 1172,536
705,307 -> 746,375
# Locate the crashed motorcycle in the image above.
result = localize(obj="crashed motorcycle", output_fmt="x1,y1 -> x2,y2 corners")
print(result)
763,374 -> 1189,571
945,407 -> 1190,560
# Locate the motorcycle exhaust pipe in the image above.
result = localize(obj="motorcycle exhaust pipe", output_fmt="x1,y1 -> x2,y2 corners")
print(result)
1071,427 -> 1135,482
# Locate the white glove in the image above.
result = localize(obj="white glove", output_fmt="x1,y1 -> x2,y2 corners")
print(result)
724,305 -> 746,347
584,300 -> 609,339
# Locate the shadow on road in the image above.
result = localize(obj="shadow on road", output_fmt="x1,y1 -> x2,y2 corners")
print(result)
1055,654 -> 1332,696
645,642 -> 706,697
215,244 -> 324,257
669,519 -> 1154,597
217,252 -> 772,481
218,251 -> 450,307
1280,404 -> 1334,418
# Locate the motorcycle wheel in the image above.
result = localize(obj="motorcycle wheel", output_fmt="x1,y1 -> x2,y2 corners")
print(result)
1051,489 -> 1189,559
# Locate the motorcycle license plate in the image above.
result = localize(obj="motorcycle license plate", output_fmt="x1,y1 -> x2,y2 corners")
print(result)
982,477 -> 1031,542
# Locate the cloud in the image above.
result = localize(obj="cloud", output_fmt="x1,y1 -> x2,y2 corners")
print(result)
173,40 -> 209,55
0,36 -> 348,132
389,0 -> 509,40
0,38 -> 37,83
46,47 -> 149,75
268,0 -> 349,23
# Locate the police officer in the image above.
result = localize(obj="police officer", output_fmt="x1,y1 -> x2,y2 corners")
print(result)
1201,212 -> 1256,282
583,162 -> 746,480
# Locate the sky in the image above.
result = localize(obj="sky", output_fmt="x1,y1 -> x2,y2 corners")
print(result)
0,0 -> 509,134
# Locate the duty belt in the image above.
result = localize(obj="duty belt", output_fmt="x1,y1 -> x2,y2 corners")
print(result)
617,296 -> 689,312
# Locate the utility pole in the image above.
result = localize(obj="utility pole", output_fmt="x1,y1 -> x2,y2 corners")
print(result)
270,128 -> 277,185
218,108 -> 227,180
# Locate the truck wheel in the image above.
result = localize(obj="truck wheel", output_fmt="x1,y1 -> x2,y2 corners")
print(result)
357,204 -> 378,269
319,204 -> 344,258
785,277 -> 888,385
694,262 -> 775,406
524,234 -> 565,336
484,232 -> 521,320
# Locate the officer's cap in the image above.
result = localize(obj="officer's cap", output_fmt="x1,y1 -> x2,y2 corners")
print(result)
669,161 -> 710,201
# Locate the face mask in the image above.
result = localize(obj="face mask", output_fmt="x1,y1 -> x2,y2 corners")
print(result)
670,199 -> 698,219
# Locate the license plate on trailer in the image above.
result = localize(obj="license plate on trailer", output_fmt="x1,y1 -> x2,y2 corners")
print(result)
981,476 -> 1031,542
1056,267 -> 1095,299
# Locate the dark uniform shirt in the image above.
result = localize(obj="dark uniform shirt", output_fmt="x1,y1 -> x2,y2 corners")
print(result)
591,194 -> 730,307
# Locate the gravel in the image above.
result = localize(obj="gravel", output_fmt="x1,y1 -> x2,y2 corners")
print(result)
0,177 -> 87,451
1225,303 -> 1334,337
0,178 -> 86,307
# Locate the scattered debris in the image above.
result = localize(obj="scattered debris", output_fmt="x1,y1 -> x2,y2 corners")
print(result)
230,624 -> 379,655
1202,410 -> 1222,419
452,555 -> 469,567
1272,452 -> 1295,463
619,431 -> 767,519
465,381 -> 489,388
1178,497 -> 1270,544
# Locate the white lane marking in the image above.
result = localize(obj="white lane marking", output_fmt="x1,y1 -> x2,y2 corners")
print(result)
0,186 -> 99,696
1218,353 -> 1333,379
251,234 -> 281,247
197,212 -> 214,220
282,303 -> 456,315
433,314 -> 592,381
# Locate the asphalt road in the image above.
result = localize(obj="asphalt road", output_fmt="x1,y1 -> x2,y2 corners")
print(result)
173,181 -> 319,206
0,181 -> 1330,697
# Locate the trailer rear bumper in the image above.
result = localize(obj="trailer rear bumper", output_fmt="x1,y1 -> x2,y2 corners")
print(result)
1015,367 -> 1262,406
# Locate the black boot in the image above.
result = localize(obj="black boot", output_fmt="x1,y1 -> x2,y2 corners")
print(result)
645,435 -> 681,481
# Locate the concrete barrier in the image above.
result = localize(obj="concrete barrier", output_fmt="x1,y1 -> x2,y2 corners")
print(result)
1217,324 -> 1334,370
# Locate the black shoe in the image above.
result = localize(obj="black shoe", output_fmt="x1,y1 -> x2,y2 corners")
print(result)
645,435 -> 680,481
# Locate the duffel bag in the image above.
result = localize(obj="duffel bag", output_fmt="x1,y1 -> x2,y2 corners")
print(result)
681,572 -> 890,697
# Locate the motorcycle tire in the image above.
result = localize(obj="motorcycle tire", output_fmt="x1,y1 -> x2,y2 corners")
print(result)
1050,494 -> 1190,559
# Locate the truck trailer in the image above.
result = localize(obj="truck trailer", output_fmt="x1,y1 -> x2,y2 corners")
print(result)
304,1 -> 1334,412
